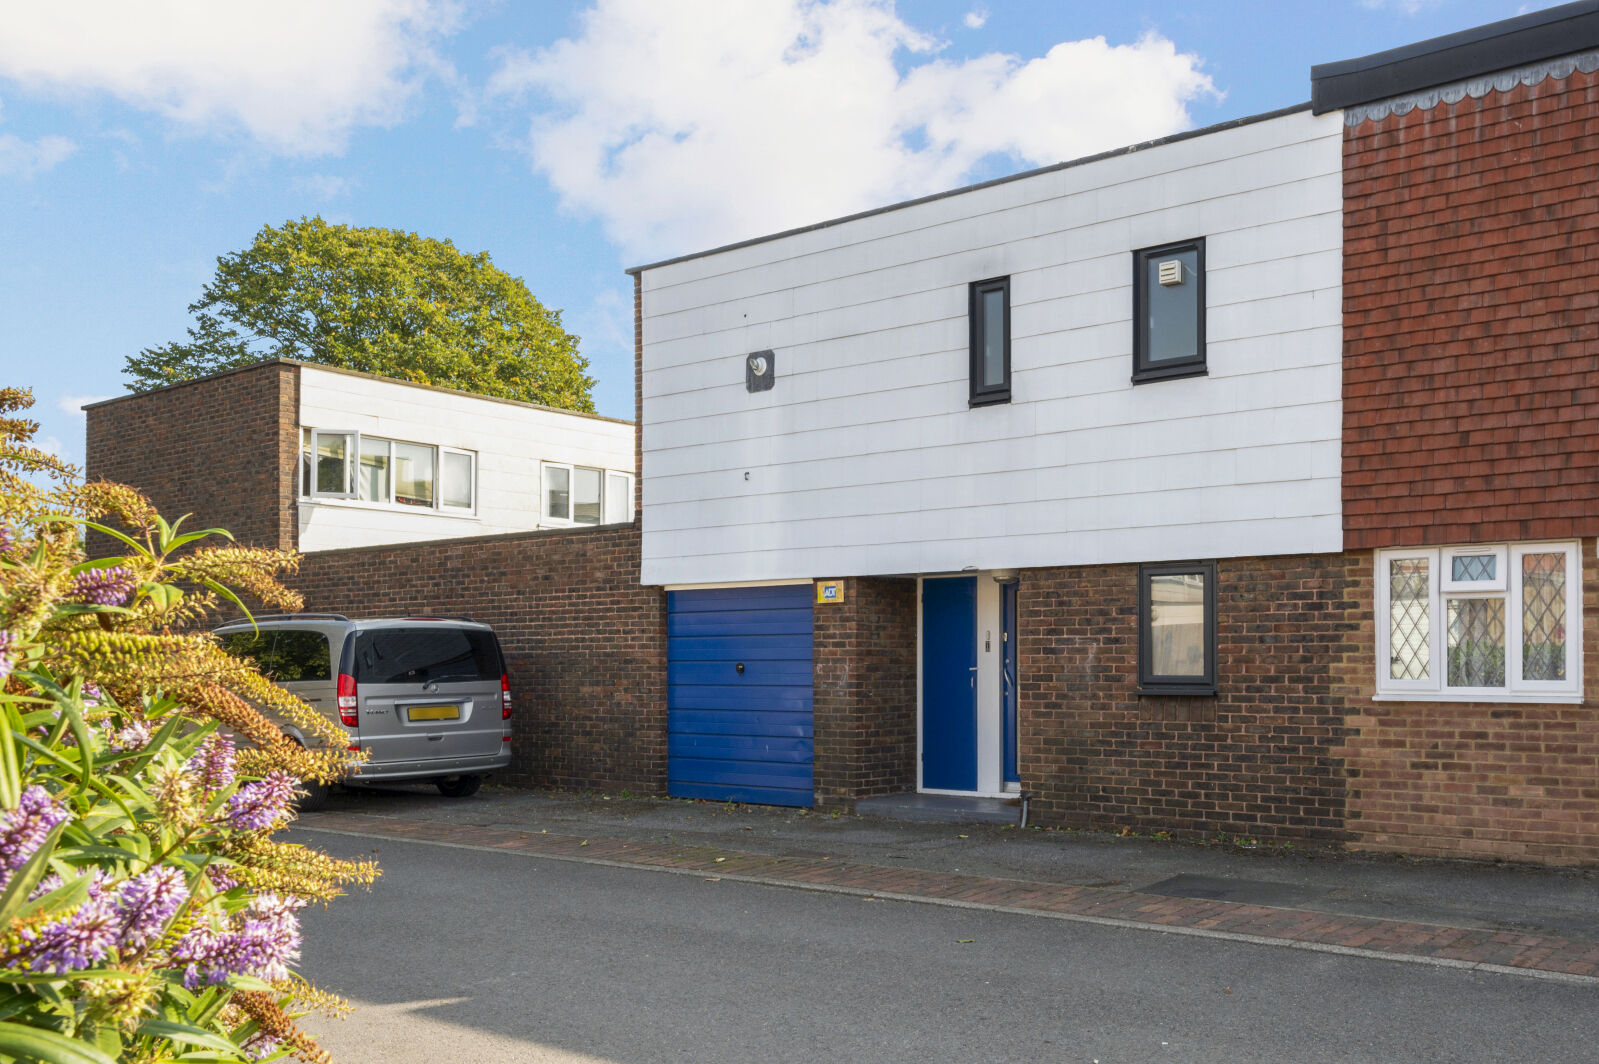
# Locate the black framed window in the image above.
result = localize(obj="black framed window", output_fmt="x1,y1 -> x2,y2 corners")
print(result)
1138,561 -> 1217,695
1132,238 -> 1206,383
969,276 -> 1010,406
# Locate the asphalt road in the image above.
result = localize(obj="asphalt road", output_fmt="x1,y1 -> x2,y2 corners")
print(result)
296,830 -> 1598,1064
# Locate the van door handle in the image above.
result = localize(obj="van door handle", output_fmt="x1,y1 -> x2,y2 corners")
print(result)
427,734 -> 443,742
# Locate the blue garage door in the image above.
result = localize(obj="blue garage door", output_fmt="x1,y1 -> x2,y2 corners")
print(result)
667,585 -> 814,807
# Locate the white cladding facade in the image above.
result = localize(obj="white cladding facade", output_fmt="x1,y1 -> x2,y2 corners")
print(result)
297,366 -> 634,552
638,108 -> 1344,587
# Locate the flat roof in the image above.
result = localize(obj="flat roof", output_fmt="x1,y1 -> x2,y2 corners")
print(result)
625,102 -> 1313,277
1311,0 -> 1599,113
83,357 -> 633,426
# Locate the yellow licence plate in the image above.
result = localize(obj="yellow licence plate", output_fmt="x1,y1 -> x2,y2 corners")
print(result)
407,705 -> 460,722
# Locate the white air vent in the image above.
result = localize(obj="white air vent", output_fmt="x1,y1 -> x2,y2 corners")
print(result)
1157,259 -> 1184,286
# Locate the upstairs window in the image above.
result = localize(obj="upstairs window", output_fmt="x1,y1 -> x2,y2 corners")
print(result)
969,276 -> 1010,406
543,463 -> 634,526
301,429 -> 475,515
1133,238 -> 1206,383
1377,542 -> 1581,701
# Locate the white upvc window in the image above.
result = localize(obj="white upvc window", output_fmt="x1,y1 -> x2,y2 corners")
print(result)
605,471 -> 634,525
301,428 -> 475,515
543,463 -> 634,526
309,430 -> 357,499
1376,541 -> 1582,702
441,448 -> 476,512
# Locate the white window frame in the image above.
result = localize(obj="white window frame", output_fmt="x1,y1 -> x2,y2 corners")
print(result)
301,427 -> 476,517
543,462 -> 633,526
1375,541 -> 1582,703
309,429 -> 357,500
440,447 -> 476,513
606,471 -> 635,524
357,435 -> 394,505
1440,544 -> 1508,593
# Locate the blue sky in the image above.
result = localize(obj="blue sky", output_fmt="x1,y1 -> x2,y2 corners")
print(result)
0,0 -> 1556,467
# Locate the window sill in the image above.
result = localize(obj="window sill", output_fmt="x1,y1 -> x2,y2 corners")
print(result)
1131,363 -> 1207,385
1138,685 -> 1217,697
968,390 -> 1011,407
300,497 -> 480,520
1372,691 -> 1585,705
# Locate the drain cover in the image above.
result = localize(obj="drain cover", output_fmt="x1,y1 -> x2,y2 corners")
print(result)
1140,874 -> 1326,909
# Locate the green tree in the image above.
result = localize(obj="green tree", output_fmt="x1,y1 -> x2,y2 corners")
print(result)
124,218 -> 596,412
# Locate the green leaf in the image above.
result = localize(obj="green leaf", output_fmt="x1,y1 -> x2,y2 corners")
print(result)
135,1019 -> 241,1053
43,518 -> 147,558
0,1021 -> 119,1064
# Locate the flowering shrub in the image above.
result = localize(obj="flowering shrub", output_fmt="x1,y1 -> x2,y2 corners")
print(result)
0,387 -> 373,1063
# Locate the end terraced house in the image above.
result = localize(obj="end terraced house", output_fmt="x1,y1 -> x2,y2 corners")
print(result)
630,3 -> 1599,864
90,3 -> 1599,864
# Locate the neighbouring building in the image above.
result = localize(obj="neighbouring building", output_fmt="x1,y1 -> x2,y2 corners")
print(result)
85,359 -> 636,552
631,2 -> 1599,864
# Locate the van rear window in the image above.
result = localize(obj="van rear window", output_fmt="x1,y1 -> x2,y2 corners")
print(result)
351,628 -> 501,685
218,629 -> 331,683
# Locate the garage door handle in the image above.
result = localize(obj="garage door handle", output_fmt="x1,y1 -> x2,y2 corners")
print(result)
736,662 -> 745,675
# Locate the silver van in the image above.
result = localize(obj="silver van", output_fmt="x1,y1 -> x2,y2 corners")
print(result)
215,614 -> 512,808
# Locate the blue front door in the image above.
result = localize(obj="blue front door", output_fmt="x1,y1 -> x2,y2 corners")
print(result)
922,576 -> 977,791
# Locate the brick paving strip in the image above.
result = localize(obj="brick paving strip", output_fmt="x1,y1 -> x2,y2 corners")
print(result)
299,811 -> 1599,986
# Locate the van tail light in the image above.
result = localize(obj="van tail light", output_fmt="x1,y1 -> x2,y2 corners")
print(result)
501,673 -> 512,719
337,673 -> 359,727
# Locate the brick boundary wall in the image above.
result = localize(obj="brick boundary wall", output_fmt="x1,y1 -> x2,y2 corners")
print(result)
291,524 -> 667,794
1018,554 -> 1359,843
1342,68 -> 1599,550
1334,548 -> 1599,866
84,361 -> 300,551
812,577 -> 918,809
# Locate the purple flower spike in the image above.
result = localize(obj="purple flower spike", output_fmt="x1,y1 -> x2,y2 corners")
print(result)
66,566 -> 136,607
174,893 -> 303,988
225,772 -> 297,832
187,734 -> 236,796
0,524 -> 12,553
113,867 -> 189,951
106,719 -> 151,753
18,893 -> 119,973
244,1034 -> 281,1061
0,786 -> 70,891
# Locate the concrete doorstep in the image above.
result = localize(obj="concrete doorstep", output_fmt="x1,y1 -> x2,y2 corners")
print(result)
294,790 -> 1599,987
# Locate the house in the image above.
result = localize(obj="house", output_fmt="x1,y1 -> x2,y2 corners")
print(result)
85,358 -> 636,552
631,3 -> 1599,863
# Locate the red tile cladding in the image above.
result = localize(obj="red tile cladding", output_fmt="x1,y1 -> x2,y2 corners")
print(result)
1342,68 -> 1599,550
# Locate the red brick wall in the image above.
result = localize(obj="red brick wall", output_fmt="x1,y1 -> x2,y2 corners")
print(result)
1335,547 -> 1599,865
812,577 -> 918,809
292,525 -> 667,793
84,361 -> 300,550
1343,68 -> 1599,550
1019,555 -> 1358,842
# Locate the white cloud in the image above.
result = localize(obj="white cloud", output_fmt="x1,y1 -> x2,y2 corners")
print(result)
57,394 -> 115,421
0,130 -> 75,177
0,1 -> 462,155
964,8 -> 988,29
490,0 -> 1218,262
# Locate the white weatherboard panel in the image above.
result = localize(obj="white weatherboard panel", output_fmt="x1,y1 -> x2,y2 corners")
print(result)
297,368 -> 634,552
639,109 -> 1344,586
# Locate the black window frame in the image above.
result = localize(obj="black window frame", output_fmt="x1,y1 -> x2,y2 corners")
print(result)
1137,560 -> 1218,696
1131,238 -> 1207,384
968,275 -> 1011,406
